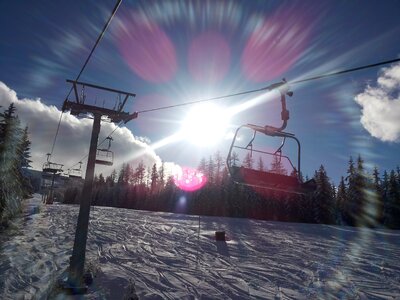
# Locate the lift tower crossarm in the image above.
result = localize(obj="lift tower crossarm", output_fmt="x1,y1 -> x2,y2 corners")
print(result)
62,101 -> 130,123
66,79 -> 136,104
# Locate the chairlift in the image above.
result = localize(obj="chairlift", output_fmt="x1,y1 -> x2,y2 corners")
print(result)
95,137 -> 114,166
68,162 -> 82,178
41,154 -> 64,204
42,153 -> 63,174
226,81 -> 315,195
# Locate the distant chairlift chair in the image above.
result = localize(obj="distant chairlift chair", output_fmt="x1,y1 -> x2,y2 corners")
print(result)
42,153 -> 64,204
95,136 -> 114,166
226,81 -> 316,195
42,153 -> 64,176
68,162 -> 82,179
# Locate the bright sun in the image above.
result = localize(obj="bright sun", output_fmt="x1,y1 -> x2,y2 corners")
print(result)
180,103 -> 230,146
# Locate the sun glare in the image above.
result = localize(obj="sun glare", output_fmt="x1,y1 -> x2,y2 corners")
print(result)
180,103 -> 230,146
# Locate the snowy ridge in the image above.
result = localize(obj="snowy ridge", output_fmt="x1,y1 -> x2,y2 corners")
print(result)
1,195 -> 400,299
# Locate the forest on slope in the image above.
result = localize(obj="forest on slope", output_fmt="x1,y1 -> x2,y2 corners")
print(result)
64,152 -> 400,229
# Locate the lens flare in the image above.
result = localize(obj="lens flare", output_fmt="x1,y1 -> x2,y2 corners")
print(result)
173,166 -> 207,192
188,31 -> 231,84
116,12 -> 177,83
241,8 -> 311,82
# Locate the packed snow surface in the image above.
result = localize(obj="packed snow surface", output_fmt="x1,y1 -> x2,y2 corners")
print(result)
1,195 -> 400,299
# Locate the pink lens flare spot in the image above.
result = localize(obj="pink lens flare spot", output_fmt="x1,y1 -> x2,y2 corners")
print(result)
116,13 -> 177,83
173,166 -> 207,192
188,31 -> 231,84
241,10 -> 311,82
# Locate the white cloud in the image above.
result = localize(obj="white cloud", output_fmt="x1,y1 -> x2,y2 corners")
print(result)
354,63 -> 400,142
0,81 -> 172,176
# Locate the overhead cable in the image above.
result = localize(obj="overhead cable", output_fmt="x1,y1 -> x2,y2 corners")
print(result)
137,57 -> 400,114
68,57 -> 400,168
48,0 -> 123,158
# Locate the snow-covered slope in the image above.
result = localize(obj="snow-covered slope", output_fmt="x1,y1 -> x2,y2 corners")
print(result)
1,194 -> 399,299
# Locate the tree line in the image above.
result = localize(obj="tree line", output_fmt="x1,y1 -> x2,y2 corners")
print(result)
0,104 -> 32,228
63,151 -> 400,229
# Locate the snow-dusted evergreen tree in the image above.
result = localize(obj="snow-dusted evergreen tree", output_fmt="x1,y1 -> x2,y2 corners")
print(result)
0,104 -> 32,225
18,126 -> 33,198
20,127 -> 32,168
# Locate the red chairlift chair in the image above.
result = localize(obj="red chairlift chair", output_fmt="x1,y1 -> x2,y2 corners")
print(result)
226,81 -> 316,195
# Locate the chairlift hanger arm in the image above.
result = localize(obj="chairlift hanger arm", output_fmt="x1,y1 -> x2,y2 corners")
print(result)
124,111 -> 139,124
262,79 -> 293,132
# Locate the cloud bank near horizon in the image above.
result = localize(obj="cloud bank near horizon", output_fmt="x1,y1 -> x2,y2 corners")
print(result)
355,63 -> 400,143
0,81 -> 169,176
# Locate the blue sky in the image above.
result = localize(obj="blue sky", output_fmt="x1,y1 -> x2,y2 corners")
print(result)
1,0 -> 399,183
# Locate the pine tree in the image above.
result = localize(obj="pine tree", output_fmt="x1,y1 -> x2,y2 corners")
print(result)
98,173 -> 105,185
150,163 -> 158,194
371,166 -> 384,226
353,155 -> 373,227
397,166 -> 400,186
336,176 -> 347,225
19,126 -> 33,198
312,165 -> 335,224
257,157 -> 265,171
269,155 -> 287,175
207,155 -> 216,184
117,163 -> 127,185
198,157 -> 207,174
106,169 -> 116,187
385,170 -> 400,228
134,161 -> 147,201
343,156 -> 356,226
243,152 -> 254,169
229,151 -> 239,167
146,166 -> 151,187
158,162 -> 165,189
214,151 -> 224,184
0,104 -> 27,224
20,127 -> 32,169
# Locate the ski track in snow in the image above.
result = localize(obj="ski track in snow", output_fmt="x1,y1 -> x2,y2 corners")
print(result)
1,195 -> 400,299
